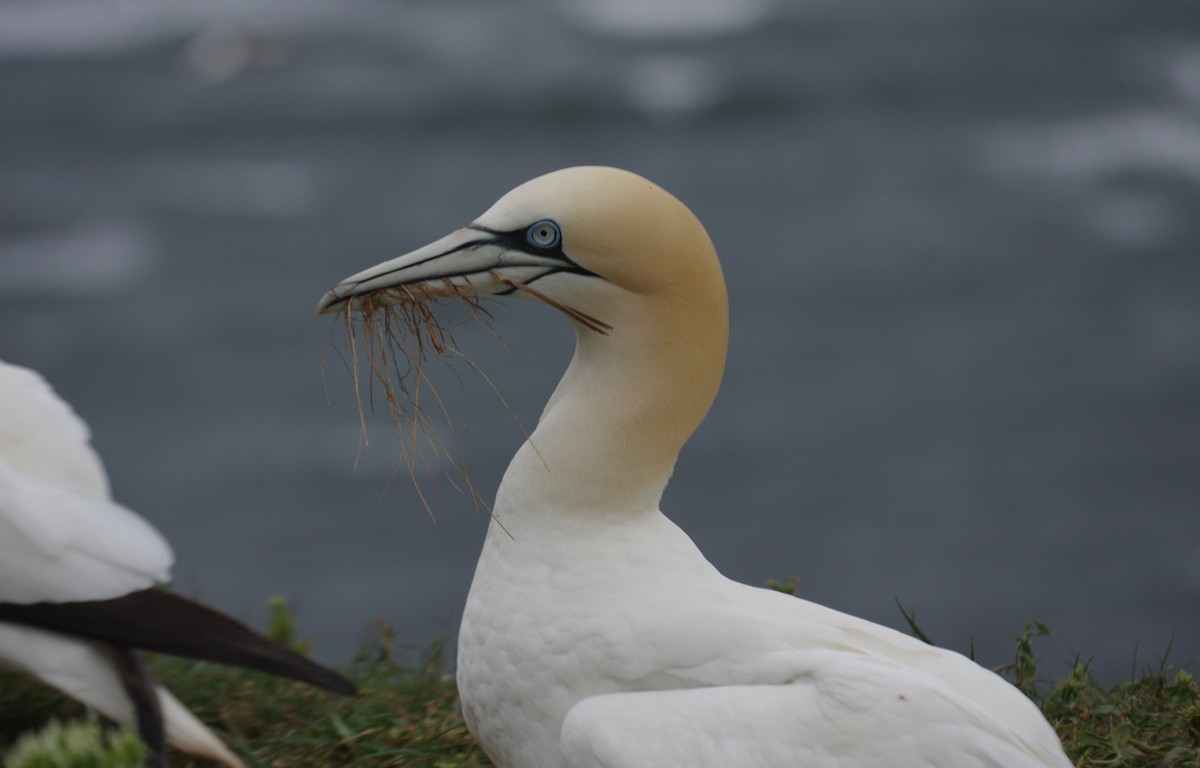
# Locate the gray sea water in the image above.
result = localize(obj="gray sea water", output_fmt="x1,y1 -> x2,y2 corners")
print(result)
1,0 -> 1198,685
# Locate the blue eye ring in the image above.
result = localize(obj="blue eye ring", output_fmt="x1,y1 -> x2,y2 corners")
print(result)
526,219 -> 561,250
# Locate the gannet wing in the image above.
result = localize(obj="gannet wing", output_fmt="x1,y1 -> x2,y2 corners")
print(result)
0,471 -> 173,603
561,654 -> 1065,768
0,361 -> 173,603
0,588 -> 356,695
552,578 -> 1068,766
0,360 -> 109,498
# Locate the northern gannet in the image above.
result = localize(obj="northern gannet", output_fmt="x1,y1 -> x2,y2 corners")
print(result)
0,360 -> 355,768
317,167 -> 1072,767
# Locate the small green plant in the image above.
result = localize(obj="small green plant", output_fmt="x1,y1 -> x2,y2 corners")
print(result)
765,576 -> 799,595
5,718 -> 143,768
893,598 -> 935,646
266,594 -> 312,654
1006,620 -> 1054,695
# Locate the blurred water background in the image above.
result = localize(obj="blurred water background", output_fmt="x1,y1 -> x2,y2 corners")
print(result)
1,0 -> 1198,684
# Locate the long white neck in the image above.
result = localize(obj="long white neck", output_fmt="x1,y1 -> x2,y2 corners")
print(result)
495,279 -> 728,528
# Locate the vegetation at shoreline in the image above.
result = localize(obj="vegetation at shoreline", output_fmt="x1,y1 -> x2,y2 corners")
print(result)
2,606 -> 1197,767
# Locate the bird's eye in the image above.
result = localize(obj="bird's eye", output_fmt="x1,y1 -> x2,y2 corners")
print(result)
526,220 -> 561,250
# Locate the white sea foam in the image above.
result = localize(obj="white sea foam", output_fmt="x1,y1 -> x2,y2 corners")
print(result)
142,160 -> 318,218
0,219 -> 154,296
1163,44 -> 1200,106
0,0 -> 336,57
556,0 -> 774,40
1080,192 -> 1180,249
981,110 -> 1200,247
983,111 -> 1200,181
625,54 -> 721,119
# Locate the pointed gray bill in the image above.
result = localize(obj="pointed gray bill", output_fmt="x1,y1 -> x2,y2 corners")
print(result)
316,227 -> 573,316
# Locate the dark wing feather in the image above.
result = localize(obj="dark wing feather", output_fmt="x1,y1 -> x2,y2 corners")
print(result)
0,588 -> 356,696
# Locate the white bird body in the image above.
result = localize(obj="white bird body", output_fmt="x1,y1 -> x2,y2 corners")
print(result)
319,166 -> 1073,767
0,360 -> 245,767
0,360 -> 355,767
459,492 -> 1067,767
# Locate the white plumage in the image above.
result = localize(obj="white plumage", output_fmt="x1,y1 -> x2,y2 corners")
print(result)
319,166 -> 1073,767
0,359 -> 246,766
0,364 -> 171,604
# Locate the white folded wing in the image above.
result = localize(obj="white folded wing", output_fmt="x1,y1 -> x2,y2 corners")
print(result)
0,362 -> 172,604
559,586 -> 1069,767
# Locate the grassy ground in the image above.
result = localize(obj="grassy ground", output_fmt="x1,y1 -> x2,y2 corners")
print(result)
0,622 -> 487,768
1009,623 -> 1200,767
2,614 -> 1197,767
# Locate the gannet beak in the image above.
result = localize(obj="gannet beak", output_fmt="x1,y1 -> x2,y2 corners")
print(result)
316,225 -> 581,316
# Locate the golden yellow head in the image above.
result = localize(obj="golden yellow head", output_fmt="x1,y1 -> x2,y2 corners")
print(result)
317,166 -> 727,342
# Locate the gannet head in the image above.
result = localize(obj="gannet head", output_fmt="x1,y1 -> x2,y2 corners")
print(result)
318,167 -> 728,507
316,166 -> 726,336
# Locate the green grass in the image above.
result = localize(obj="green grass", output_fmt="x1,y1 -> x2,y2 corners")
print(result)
0,622 -> 486,768
1014,624 -> 1200,767
5,718 -> 144,768
2,612 -> 1197,767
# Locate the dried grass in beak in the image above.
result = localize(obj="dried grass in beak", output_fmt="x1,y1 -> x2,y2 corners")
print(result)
322,286 -> 513,519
